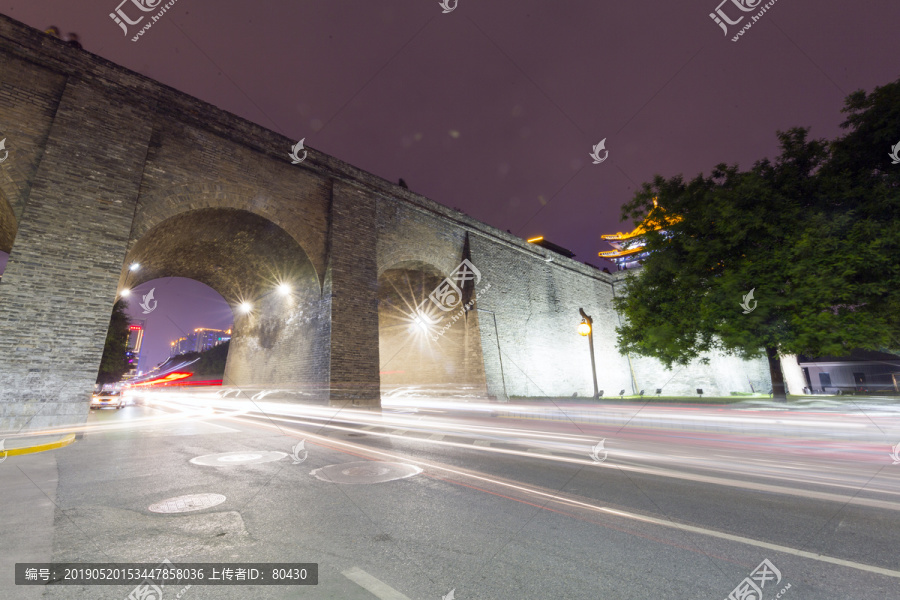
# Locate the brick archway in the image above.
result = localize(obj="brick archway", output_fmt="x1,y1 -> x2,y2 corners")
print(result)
124,207 -> 327,389
378,260 -> 487,397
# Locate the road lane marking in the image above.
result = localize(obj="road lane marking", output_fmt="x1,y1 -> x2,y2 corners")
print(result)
197,421 -> 242,433
362,425 -> 378,431
526,448 -> 555,454
342,567 -> 412,600
428,434 -> 444,441
473,440 -> 491,447
616,509 -> 900,579
390,429 -> 409,436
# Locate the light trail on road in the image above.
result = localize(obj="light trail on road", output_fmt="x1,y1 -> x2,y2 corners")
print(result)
78,388 -> 897,514
214,406 -> 900,580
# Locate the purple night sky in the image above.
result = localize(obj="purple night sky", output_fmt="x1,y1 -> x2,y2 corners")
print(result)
1,0 -> 897,369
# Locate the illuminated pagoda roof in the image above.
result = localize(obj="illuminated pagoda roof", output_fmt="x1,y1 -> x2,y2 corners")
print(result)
599,199 -> 680,270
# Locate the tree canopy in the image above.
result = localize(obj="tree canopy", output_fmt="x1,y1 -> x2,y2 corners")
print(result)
613,77 -> 900,399
96,298 -> 132,385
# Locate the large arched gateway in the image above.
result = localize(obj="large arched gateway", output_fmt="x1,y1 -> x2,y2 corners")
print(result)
122,207 -> 323,388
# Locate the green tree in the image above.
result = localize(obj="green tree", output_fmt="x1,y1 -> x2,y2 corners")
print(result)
96,298 -> 131,385
821,78 -> 900,349
170,340 -> 230,377
613,80 -> 900,401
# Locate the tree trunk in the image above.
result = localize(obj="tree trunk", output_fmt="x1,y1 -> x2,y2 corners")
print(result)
765,346 -> 787,402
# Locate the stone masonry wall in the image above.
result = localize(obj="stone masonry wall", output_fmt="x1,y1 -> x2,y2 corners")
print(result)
469,235 -> 633,398
0,76 -> 155,432
0,13 -> 774,435
326,180 -> 380,406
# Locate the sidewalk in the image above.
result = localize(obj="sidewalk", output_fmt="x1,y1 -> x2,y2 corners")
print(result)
0,447 -> 61,600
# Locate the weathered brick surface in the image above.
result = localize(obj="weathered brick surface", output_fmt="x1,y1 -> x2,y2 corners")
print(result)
469,236 -> 634,398
0,14 -> 770,432
0,50 -> 66,252
327,181 -> 380,406
124,118 -> 332,283
376,201 -> 488,396
0,75 -> 155,431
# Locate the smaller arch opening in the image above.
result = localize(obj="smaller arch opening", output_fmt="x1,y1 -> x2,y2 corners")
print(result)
378,262 -> 486,396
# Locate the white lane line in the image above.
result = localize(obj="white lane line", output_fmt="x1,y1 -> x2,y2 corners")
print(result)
526,448 -> 555,454
342,567 -> 412,600
390,429 -> 409,436
428,433 -> 444,441
361,425 -> 378,431
612,509 -> 900,579
473,440 -> 492,447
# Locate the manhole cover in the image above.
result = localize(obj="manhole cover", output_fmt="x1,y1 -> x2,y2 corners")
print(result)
310,461 -> 422,484
149,493 -> 226,514
190,451 -> 287,466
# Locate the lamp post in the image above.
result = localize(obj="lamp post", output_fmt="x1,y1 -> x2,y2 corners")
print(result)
578,307 -> 599,400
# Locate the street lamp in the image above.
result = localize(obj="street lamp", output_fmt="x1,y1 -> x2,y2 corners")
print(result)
119,262 -> 140,299
578,307 -> 600,400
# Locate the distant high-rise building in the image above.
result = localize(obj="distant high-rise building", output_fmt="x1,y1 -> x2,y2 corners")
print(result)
125,321 -> 145,377
170,336 -> 191,357
194,328 -> 231,352
170,328 -> 232,357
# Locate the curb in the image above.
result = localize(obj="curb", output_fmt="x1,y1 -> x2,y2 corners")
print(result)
2,433 -> 77,458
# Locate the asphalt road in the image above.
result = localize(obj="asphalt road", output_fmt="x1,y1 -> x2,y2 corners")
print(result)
2,392 -> 899,600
